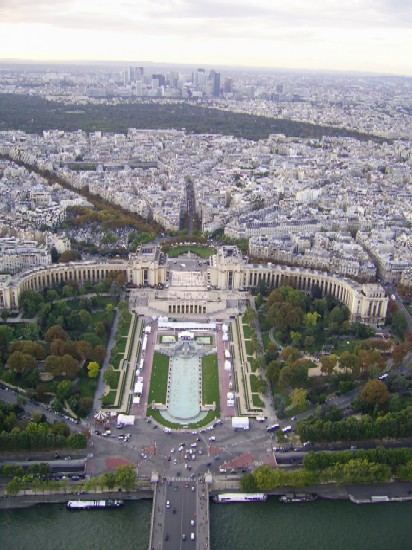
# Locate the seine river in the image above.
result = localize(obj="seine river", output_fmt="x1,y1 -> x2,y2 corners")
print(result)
1,498 -> 412,550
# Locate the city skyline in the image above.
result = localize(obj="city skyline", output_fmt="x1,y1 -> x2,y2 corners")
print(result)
0,0 -> 411,76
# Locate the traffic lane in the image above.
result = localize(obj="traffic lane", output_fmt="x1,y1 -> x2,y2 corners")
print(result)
163,481 -> 197,549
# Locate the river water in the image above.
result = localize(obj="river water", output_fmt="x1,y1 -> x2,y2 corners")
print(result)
1,498 -> 412,550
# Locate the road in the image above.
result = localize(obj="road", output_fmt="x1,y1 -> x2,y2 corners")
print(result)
163,479 -> 197,549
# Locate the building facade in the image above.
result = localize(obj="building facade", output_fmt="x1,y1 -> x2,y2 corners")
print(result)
0,245 -> 388,325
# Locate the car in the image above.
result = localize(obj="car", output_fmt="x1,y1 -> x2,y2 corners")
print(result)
207,462 -> 212,467
164,534 -> 169,541
191,520 -> 195,526
214,455 -> 220,460
174,486 -> 179,492
191,486 -> 195,492
171,448 -> 175,453
208,436 -> 216,442
173,459 -> 177,464
172,507 -> 176,513
182,534 -> 186,541
166,500 -> 170,508
185,482 -> 189,488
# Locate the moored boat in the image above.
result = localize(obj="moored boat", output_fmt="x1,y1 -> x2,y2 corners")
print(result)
66,499 -> 124,510
213,493 -> 267,503
279,492 -> 317,503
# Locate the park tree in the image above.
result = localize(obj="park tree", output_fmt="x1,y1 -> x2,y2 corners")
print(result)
320,354 -> 338,376
21,323 -> 41,341
56,380 -> 73,401
391,310 -> 407,339
45,325 -> 69,343
264,341 -> 278,364
79,309 -> 92,330
9,341 -> 46,360
303,311 -> 320,328
115,465 -> 137,490
87,361 -> 100,378
290,388 -> 308,412
110,281 -> 122,298
93,345 -> 106,364
278,360 -> 309,389
75,340 -> 94,361
46,289 -> 59,302
59,250 -> 79,263
51,422 -> 71,437
392,344 -> 408,367
78,397 -> 93,416
280,346 -> 300,365
61,354 -> 80,379
44,355 -> 63,376
340,351 -> 361,376
361,380 -> 390,407
19,290 -> 44,318
8,351 -> 37,374
240,472 -> 257,492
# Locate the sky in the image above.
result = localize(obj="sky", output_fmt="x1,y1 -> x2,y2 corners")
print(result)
0,0 -> 411,75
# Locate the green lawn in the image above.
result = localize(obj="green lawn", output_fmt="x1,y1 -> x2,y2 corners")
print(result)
261,332 -> 271,351
166,245 -> 216,258
249,357 -> 259,373
102,390 -> 117,406
146,408 -> 219,429
77,367 -> 98,399
148,352 -> 169,404
242,323 -> 253,340
245,340 -> 254,356
250,374 -> 260,392
202,353 -> 220,407
107,370 -> 120,390
116,337 -> 127,354
252,394 -> 264,408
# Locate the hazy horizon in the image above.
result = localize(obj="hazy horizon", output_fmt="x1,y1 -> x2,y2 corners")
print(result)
0,1 -> 411,77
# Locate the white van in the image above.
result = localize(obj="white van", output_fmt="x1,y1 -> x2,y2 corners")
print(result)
191,533 -> 195,540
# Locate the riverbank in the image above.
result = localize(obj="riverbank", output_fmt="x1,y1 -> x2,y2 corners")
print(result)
3,478 -> 412,510
0,489 -> 153,510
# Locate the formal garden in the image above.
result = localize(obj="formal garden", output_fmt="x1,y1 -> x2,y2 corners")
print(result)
0,276 -> 124,418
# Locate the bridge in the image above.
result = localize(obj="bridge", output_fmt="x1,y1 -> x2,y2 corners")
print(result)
149,475 -> 210,550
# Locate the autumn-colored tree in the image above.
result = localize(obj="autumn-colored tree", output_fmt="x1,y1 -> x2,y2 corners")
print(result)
8,351 -> 37,373
361,379 -> 389,407
320,354 -> 338,376
60,354 -> 80,379
45,325 -> 69,343
87,361 -> 100,378
340,351 -> 361,376
290,388 -> 308,412
280,346 -> 301,365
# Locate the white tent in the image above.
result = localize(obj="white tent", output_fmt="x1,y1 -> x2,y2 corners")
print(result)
224,349 -> 231,359
222,324 -> 229,333
117,414 -> 135,426
224,360 -> 232,371
222,333 -> 229,342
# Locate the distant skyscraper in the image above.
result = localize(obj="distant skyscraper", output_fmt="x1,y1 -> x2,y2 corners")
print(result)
223,78 -> 233,94
152,73 -> 166,87
209,70 -> 221,97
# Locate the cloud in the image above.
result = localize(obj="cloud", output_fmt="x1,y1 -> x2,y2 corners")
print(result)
1,0 -> 412,33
